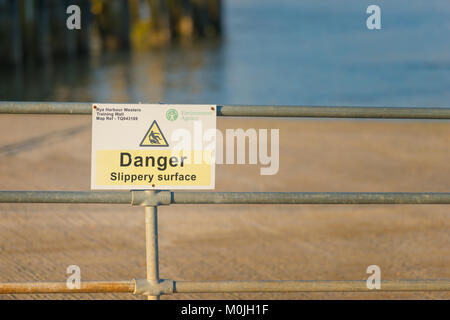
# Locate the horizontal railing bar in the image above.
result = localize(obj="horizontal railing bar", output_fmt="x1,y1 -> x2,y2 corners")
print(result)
0,281 -> 135,294
170,192 -> 450,204
173,280 -> 450,293
0,102 -> 91,114
1,102 -> 450,119
0,191 -> 131,204
218,105 -> 450,119
1,279 -> 449,294
1,191 -> 450,205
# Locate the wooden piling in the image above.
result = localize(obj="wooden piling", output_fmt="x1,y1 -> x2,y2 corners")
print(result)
11,0 -> 23,64
92,0 -> 131,51
76,0 -> 92,55
149,0 -> 172,45
207,0 -> 222,36
168,0 -> 194,41
0,0 -> 23,65
20,0 -> 36,64
48,0 -> 78,58
34,0 -> 52,63
113,0 -> 131,49
191,0 -> 207,37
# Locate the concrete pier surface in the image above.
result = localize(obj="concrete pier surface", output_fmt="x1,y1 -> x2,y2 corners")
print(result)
0,115 -> 449,299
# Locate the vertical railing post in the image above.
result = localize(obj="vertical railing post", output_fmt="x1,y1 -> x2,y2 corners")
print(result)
144,196 -> 160,300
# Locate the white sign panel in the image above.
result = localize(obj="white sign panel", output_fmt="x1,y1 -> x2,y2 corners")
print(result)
91,104 -> 216,190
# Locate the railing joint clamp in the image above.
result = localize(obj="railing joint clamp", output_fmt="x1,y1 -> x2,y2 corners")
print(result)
131,190 -> 171,207
133,279 -> 174,296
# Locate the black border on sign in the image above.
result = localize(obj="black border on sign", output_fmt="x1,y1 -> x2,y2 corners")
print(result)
139,120 -> 169,147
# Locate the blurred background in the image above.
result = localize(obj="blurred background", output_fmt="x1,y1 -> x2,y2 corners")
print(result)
0,0 -> 450,300
0,0 -> 449,106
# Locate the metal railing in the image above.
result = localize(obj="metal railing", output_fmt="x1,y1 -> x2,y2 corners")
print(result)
1,101 -> 450,118
1,102 -> 450,299
1,191 -> 450,205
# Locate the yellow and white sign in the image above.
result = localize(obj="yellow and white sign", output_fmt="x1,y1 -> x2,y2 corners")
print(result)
91,104 -> 216,190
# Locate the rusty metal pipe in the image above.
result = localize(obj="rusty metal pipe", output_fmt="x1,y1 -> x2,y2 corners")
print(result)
0,281 -> 135,294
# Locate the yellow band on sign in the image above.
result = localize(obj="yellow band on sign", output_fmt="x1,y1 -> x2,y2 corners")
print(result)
95,150 -> 212,187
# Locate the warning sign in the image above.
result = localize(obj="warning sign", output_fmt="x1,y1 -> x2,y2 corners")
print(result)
91,104 -> 216,190
140,120 -> 169,147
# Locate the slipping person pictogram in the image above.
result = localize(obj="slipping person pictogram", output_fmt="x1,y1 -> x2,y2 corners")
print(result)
139,120 -> 169,147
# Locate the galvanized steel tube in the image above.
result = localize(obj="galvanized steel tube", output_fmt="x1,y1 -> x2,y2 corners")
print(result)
218,105 -> 450,119
173,280 -> 450,293
1,191 -> 450,205
0,191 -> 131,204
0,101 -> 91,114
1,102 -> 450,119
170,192 -> 450,205
145,205 -> 160,300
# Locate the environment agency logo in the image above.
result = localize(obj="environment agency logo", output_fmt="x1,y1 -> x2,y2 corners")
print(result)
166,109 -> 178,121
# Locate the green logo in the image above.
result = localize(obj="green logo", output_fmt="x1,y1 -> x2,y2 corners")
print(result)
166,109 -> 178,121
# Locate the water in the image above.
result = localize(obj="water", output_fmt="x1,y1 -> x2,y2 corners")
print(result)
1,0 -> 449,107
